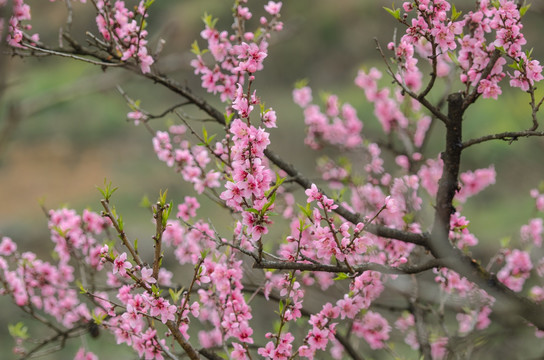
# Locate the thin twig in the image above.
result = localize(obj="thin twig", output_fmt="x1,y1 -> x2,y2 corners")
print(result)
100,199 -> 143,266
462,130 -> 544,149
21,43 -> 123,67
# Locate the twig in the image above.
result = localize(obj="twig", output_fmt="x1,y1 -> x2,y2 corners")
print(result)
21,43 -> 123,67
100,199 -> 143,266
373,38 -> 449,124
462,130 -> 544,149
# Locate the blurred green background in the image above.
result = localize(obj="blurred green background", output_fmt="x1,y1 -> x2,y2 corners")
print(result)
1,1 -> 544,359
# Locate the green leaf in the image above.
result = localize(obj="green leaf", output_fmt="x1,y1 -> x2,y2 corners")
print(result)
97,178 -> 118,201
403,213 -> 415,224
92,310 -> 107,325
140,195 -> 151,209
202,126 -> 208,143
447,51 -> 460,66
134,238 -> 138,252
117,215 -> 124,232
162,201 -> 173,227
190,40 -> 201,55
500,236 -> 511,248
207,134 -> 217,145
297,203 -> 312,218
224,112 -> 234,126
334,272 -> 350,281
520,3 -> 531,17
151,284 -> 162,296
451,4 -> 462,21
383,6 -> 401,20
254,27 -> 263,39
9,322 -> 29,340
158,189 -> 168,206
202,12 -> 218,29
77,280 -> 87,294
261,192 -> 276,214
294,78 -> 309,89
144,0 -> 155,9
169,288 -> 183,303
279,299 -> 284,313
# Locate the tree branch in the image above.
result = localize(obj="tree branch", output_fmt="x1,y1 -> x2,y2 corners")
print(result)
430,92 -> 544,330
462,130 -> 544,149
253,258 -> 443,275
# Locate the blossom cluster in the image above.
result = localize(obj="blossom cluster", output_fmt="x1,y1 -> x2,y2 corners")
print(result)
94,0 -> 154,73
1,0 -> 154,73
152,124 -> 221,194
191,1 -> 283,104
3,0 -> 40,47
394,0 -> 544,99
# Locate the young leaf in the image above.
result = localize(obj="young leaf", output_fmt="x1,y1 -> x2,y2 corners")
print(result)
520,4 -> 531,17
224,112 -> 234,126
294,78 -> 309,89
334,272 -> 350,281
297,203 -> 312,218
140,195 -> 151,208
9,322 -> 29,340
191,40 -> 201,55
383,6 -> 401,20
451,4 -> 462,21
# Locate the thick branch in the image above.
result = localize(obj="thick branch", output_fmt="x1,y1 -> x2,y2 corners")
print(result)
263,148 -> 430,247
430,92 -> 544,330
430,92 -> 463,252
166,320 -> 200,360
253,258 -> 443,275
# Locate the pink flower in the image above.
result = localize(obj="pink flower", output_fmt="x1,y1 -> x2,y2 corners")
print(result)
149,297 -> 177,324
478,79 -> 502,99
140,267 -> 157,285
305,184 -> 322,203
113,252 -> 132,277
292,87 -> 312,108
355,311 -> 391,349
0,237 -> 17,256
231,342 -> 248,360
264,1 -> 282,16
177,196 -> 200,221
74,348 -> 98,360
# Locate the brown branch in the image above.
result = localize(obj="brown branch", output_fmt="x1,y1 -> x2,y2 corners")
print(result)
165,320 -> 201,360
263,148 -> 431,248
462,130 -> 544,149
462,49 -> 502,111
418,42 -> 439,99
373,38 -> 449,124
20,323 -> 88,360
253,258 -> 443,275
152,202 -> 165,280
430,92 -> 544,330
100,199 -> 143,267
21,42 -> 122,67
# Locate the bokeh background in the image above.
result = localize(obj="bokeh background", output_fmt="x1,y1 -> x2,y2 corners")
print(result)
1,1 -> 544,359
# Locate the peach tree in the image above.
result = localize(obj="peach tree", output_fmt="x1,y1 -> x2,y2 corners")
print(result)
2,0 -> 544,359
